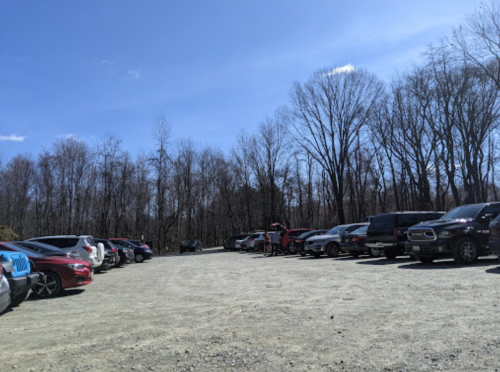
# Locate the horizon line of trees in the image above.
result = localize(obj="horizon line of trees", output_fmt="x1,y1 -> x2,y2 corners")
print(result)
1,2 -> 500,252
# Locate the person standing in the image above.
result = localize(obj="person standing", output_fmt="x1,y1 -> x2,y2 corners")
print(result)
264,232 -> 271,255
271,232 -> 280,256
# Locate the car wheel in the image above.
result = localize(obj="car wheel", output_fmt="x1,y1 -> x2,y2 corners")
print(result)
383,248 -> 397,260
417,256 -> 435,264
326,243 -> 339,258
351,252 -> 359,258
135,253 -> 144,263
368,247 -> 382,258
33,272 -> 61,298
313,252 -> 321,258
10,290 -> 30,307
300,252 -> 306,257
453,238 -> 479,264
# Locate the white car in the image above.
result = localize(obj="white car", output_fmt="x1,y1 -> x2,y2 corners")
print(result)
305,223 -> 368,258
234,235 -> 249,250
27,235 -> 104,268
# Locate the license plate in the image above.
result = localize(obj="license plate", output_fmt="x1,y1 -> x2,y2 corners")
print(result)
413,246 -> 421,252
376,242 -> 384,247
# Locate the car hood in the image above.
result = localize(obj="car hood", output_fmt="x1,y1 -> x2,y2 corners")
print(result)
410,219 -> 470,230
307,234 -> 339,242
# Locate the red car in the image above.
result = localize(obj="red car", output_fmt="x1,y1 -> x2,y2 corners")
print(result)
270,224 -> 312,253
0,242 -> 94,298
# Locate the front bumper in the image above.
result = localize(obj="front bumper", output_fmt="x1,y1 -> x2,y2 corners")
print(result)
405,239 -> 452,257
7,272 -> 41,297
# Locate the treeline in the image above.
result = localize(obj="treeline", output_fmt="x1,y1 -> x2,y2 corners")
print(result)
1,2 -> 500,252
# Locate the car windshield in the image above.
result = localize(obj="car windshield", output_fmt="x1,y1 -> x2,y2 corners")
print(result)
325,225 -> 348,235
351,225 -> 368,235
440,205 -> 484,220
1,242 -> 46,258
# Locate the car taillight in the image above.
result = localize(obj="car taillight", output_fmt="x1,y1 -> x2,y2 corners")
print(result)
393,228 -> 398,237
82,246 -> 93,253
111,248 -> 117,252
0,264 -> 3,276
353,236 -> 362,242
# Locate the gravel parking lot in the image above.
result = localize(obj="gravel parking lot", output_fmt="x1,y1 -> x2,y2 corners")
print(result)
2,248 -> 500,372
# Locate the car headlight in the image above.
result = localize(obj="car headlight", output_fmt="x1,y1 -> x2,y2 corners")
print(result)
61,263 -> 87,270
437,231 -> 453,238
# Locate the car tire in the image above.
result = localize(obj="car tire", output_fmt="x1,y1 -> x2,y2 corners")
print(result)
10,290 -> 30,307
368,247 -> 382,258
300,252 -> 306,256
383,248 -> 397,260
351,252 -> 359,258
417,256 -> 435,264
135,253 -> 144,263
326,243 -> 339,258
453,238 -> 479,265
33,272 -> 61,298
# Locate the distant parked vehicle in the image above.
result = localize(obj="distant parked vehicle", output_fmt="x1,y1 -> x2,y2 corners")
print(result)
366,211 -> 445,259
27,235 -> 104,268
14,241 -> 80,258
340,225 -> 381,258
179,240 -> 203,253
290,230 -> 327,256
0,249 -> 42,307
224,235 -> 248,250
406,203 -> 500,264
247,233 -> 265,252
129,239 -> 150,249
109,238 -> 153,263
240,236 -> 250,250
0,242 -> 94,298
279,228 -> 313,254
305,223 -> 369,258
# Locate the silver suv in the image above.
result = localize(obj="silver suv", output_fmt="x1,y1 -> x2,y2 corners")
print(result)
27,235 -> 104,268
305,223 -> 368,258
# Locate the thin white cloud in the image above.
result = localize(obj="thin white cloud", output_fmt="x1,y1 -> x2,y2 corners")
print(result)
128,69 -> 142,79
101,60 -> 114,65
325,64 -> 356,76
57,133 -> 83,141
0,134 -> 26,142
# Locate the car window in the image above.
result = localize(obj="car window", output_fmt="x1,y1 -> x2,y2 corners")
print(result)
369,214 -> 396,230
479,204 -> 500,219
351,226 -> 368,234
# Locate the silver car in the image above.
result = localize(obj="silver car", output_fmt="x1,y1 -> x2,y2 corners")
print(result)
305,223 -> 369,258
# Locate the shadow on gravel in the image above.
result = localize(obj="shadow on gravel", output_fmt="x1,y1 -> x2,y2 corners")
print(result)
174,248 -> 225,256
398,258 -> 499,270
356,258 -> 415,265
485,266 -> 500,274
27,289 -> 85,301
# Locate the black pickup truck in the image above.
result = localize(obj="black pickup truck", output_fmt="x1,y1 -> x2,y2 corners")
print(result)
406,202 -> 500,264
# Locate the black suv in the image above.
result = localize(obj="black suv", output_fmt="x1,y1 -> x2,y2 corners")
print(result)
406,203 -> 500,264
366,211 -> 445,259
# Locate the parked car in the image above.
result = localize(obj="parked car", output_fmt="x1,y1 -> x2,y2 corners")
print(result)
305,223 -> 369,258
129,239 -> 150,249
340,225 -> 381,258
406,203 -> 500,264
93,239 -> 120,270
0,263 -> 10,313
489,213 -> 500,261
0,242 -> 94,298
234,235 -> 249,250
278,228 -> 313,253
179,240 -> 203,253
13,241 -> 80,258
247,233 -> 265,252
366,211 -> 445,259
0,249 -> 42,307
240,236 -> 250,250
109,238 -> 153,262
224,235 -> 248,250
290,229 -> 328,255
27,235 -> 104,269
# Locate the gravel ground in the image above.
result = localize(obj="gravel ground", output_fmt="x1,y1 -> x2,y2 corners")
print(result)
2,248 -> 500,372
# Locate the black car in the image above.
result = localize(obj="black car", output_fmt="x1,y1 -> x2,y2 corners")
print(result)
407,203 -> 500,264
13,241 -> 80,258
180,240 -> 203,253
366,211 -> 445,259
109,239 -> 152,263
340,225 -> 382,258
290,230 -> 327,256
94,239 -> 122,268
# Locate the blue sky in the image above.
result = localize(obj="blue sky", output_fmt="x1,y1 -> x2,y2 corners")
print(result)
0,0 -> 483,162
